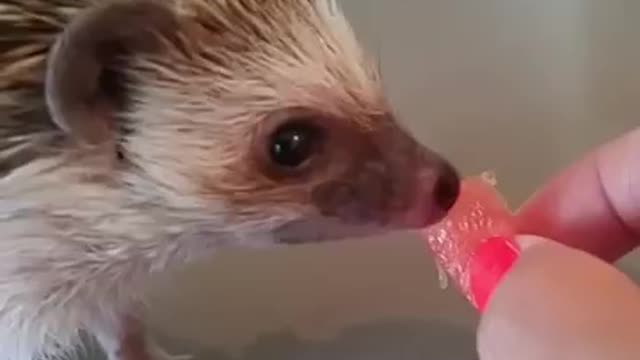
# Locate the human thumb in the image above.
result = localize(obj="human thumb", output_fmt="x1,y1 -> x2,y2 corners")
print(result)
475,235 -> 640,360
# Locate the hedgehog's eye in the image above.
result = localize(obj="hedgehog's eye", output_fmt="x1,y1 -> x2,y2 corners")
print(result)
269,121 -> 324,168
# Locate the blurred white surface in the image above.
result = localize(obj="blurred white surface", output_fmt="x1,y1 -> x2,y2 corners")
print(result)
109,1 -> 640,359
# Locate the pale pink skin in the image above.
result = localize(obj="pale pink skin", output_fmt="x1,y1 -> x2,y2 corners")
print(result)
423,175 -> 515,307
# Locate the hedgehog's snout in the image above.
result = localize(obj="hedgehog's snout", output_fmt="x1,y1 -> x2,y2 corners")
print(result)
379,126 -> 461,229
274,140 -> 460,244
308,149 -> 460,230
433,163 -> 461,214
401,159 -> 461,228
293,121 -> 461,236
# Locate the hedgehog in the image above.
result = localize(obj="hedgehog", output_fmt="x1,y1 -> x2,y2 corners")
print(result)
0,0 -> 460,359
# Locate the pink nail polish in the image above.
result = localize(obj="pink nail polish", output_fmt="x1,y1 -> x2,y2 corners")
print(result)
469,236 -> 520,312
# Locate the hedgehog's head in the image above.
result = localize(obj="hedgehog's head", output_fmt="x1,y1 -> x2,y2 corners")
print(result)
45,0 -> 459,244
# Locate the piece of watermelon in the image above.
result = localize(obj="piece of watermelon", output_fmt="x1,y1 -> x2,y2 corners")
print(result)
422,172 -> 515,308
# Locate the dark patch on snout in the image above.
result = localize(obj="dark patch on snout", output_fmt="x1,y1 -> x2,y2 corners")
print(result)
275,118 -> 460,244
309,144 -> 459,228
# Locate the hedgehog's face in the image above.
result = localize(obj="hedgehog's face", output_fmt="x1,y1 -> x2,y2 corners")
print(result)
45,0 -> 459,244
242,107 -> 460,243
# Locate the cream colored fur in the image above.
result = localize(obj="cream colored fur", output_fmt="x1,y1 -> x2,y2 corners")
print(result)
0,0 -> 385,359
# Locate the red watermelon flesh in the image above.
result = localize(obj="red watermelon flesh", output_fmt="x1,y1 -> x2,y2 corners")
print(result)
422,172 -> 515,306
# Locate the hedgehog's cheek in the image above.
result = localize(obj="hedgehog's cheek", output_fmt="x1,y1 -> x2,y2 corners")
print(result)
270,176 -> 393,244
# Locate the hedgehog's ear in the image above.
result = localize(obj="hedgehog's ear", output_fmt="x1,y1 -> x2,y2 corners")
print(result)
45,0 -> 178,146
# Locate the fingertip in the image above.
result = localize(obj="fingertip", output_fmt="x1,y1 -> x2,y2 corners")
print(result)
469,235 -> 552,313
513,234 -> 549,250
477,233 -> 640,360
515,127 -> 640,262
471,234 -> 606,316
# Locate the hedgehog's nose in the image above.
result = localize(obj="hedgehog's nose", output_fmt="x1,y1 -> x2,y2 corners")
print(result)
432,162 -> 461,213
401,161 -> 461,228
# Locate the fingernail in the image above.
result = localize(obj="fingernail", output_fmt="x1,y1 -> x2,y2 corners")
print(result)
470,236 -> 520,312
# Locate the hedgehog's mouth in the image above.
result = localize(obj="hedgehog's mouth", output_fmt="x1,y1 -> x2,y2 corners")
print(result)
273,211 -> 450,245
273,216 -> 390,244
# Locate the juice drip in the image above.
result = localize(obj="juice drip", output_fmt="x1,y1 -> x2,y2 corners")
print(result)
480,170 -> 497,187
422,171 -> 515,306
436,263 -> 449,290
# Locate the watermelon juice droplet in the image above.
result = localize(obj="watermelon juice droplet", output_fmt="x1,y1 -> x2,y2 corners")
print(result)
422,172 -> 515,307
